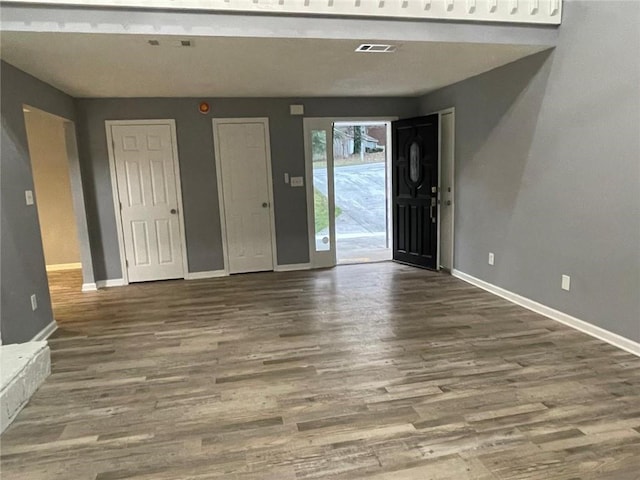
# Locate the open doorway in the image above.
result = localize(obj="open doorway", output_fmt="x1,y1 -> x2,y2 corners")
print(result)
332,122 -> 392,264
306,112 -> 454,272
23,105 -> 95,300
305,118 -> 393,268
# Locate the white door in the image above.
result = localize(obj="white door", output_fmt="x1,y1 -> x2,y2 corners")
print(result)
214,120 -> 275,274
111,123 -> 185,282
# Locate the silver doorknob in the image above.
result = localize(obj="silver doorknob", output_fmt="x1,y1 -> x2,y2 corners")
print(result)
262,202 -> 269,208
170,208 -> 177,214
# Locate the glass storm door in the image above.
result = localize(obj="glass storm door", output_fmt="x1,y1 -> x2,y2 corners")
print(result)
304,118 -> 336,268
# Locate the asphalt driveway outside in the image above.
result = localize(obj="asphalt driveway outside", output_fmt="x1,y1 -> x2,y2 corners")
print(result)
313,162 -> 389,255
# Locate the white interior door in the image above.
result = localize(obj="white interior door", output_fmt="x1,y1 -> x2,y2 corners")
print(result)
214,119 -> 275,274
110,123 -> 185,282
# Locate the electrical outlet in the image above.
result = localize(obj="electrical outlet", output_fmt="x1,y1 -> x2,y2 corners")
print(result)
562,274 -> 571,291
30,294 -> 38,311
25,190 -> 34,205
488,252 -> 495,266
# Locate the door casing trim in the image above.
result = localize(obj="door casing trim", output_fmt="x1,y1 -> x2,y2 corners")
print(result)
429,107 -> 456,272
212,117 -> 278,275
105,119 -> 188,285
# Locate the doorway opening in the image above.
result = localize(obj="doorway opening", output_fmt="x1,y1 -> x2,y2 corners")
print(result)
305,118 -> 393,268
390,109 -> 455,272
332,122 -> 392,264
23,105 -> 96,303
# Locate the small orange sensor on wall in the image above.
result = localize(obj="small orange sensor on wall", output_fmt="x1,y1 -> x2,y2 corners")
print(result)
198,102 -> 210,114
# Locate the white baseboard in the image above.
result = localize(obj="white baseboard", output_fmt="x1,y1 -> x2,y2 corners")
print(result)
46,263 -> 82,272
452,269 -> 640,357
274,263 -> 312,272
30,320 -> 58,342
81,282 -> 97,292
185,270 -> 228,280
96,278 -> 126,288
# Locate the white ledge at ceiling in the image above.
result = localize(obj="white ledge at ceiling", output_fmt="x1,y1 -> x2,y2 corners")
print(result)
1,0 -> 562,25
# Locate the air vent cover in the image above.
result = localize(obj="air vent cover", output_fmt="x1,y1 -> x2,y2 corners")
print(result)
355,44 -> 397,53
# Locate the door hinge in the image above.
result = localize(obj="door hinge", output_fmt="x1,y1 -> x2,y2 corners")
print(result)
125,259 -> 129,267
119,202 -> 122,211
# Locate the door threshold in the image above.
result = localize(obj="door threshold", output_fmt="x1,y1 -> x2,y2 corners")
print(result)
337,258 -> 393,266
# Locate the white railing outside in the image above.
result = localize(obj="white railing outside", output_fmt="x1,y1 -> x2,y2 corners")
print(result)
1,0 -> 562,25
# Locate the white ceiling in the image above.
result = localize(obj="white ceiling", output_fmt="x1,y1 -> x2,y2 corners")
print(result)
0,32 -> 544,98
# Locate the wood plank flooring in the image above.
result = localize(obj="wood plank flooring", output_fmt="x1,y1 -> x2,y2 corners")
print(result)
2,263 -> 639,479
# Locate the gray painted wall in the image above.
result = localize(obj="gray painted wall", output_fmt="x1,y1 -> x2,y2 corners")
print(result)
1,61 -> 77,344
75,97 -> 418,280
419,0 -> 640,342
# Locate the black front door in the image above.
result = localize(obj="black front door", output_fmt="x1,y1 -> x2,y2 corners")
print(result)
392,115 -> 439,270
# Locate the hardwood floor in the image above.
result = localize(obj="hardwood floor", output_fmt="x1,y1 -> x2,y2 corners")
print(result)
2,263 -> 639,479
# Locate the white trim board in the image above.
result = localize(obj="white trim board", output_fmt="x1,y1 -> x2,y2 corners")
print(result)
82,282 -> 98,292
428,106 -> 456,272
274,263 -> 311,272
452,269 -> 640,357
30,320 -> 58,342
96,278 -> 127,288
185,270 -> 228,280
0,0 -> 564,25
46,262 -> 82,272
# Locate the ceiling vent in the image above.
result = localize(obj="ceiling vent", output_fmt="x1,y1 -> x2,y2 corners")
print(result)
147,39 -> 194,47
355,44 -> 396,53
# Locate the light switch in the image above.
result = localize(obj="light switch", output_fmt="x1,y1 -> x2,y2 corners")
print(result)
25,190 -> 34,205
290,176 -> 304,187
284,173 -> 290,184
561,275 -> 571,291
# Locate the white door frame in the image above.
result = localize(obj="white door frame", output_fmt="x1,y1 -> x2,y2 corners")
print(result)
430,107 -> 456,271
212,117 -> 278,275
105,119 -> 189,285
304,116 -> 396,269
